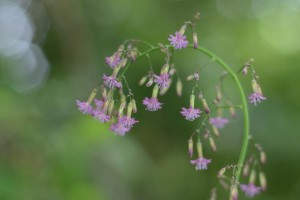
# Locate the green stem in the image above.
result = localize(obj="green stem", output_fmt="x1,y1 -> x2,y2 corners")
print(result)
120,44 -> 250,184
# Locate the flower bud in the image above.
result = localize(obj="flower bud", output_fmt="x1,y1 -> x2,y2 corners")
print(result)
176,79 -> 183,96
218,167 -> 226,177
230,185 -> 238,200
212,126 -> 220,137
190,94 -> 195,108
118,95 -> 126,116
179,24 -> 187,35
260,151 -> 267,164
243,162 -> 250,177
209,136 -> 217,152
209,188 -> 217,200
160,79 -> 172,95
152,85 -> 159,98
129,48 -> 138,62
139,76 -> 148,86
101,87 -> 107,100
201,99 -> 210,114
216,86 -> 222,102
131,99 -> 137,113
161,64 -> 170,74
259,172 -> 267,191
203,129 -> 210,139
146,78 -> 154,87
120,58 -> 127,68
193,32 -> 198,49
242,66 -> 248,76
197,141 -> 203,158
169,68 -> 176,75
186,74 -> 194,81
87,88 -> 97,104
188,138 -> 193,158
230,106 -> 237,119
249,170 -> 256,184
108,100 -> 115,116
219,179 -> 229,189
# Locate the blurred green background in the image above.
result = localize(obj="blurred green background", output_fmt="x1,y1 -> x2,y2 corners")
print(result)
1,0 -> 300,199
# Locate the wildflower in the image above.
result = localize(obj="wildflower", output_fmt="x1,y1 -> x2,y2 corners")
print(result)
110,121 -> 129,136
94,99 -> 104,109
248,92 -> 266,106
240,183 -> 261,197
119,115 -> 138,129
76,100 -> 93,114
143,97 -> 162,111
92,110 -> 110,123
168,31 -> 189,49
103,74 -> 122,89
209,117 -> 229,129
190,157 -> 211,170
153,73 -> 170,89
105,53 -> 122,69
181,107 -> 201,121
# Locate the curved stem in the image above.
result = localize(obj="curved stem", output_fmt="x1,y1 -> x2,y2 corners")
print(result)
121,44 -> 250,184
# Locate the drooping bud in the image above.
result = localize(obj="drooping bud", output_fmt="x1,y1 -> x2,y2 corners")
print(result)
146,77 -> 154,87
209,188 -> 217,200
249,170 -> 256,184
128,48 -> 138,62
242,66 -> 248,76
118,95 -> 126,117
209,136 -> 217,152
108,100 -> 115,116
87,88 -> 97,104
127,101 -> 133,117
219,179 -> 229,190
230,185 -> 238,200
194,72 -> 199,81
260,151 -> 267,164
212,126 -> 220,137
190,94 -> 195,108
188,138 -> 193,158
259,172 -> 267,191
139,76 -> 148,86
161,63 -> 170,74
186,74 -> 194,81
230,106 -> 237,119
131,99 -> 137,113
197,141 -> 203,158
216,85 -> 222,102
176,79 -> 183,96
201,98 -> 210,114
243,162 -> 250,177
120,58 -> 127,68
203,129 -> 210,139
217,167 -> 226,177
193,32 -> 198,49
101,87 -> 107,100
152,85 -> 160,98
179,24 -> 187,35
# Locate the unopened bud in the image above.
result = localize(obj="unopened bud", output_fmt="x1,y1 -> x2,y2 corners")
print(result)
243,162 -> 250,177
118,95 -> 126,116
212,126 -> 220,137
161,64 -> 170,74
218,167 -> 226,177
120,58 -> 127,68
260,151 -> 267,164
152,85 -> 159,98
203,129 -> 210,139
230,106 -> 237,119
259,172 -> 267,191
230,185 -> 238,200
146,78 -> 154,87
201,99 -> 210,114
129,48 -> 138,62
216,86 -> 222,102
131,99 -> 137,113
139,76 -> 148,86
249,170 -> 256,184
190,94 -> 195,108
188,138 -> 193,158
251,79 -> 263,94
193,32 -> 198,49
108,100 -> 114,116
209,137 -> 217,152
194,72 -> 199,80
176,79 -> 183,96
169,68 -> 176,75
179,24 -> 187,35
101,88 -> 107,100
87,88 -> 97,104
186,74 -> 194,81
219,179 -> 229,190
242,66 -> 248,76
209,188 -> 217,200
197,141 -> 203,158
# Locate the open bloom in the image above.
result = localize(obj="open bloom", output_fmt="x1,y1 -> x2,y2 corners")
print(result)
240,183 -> 261,197
190,157 -> 211,170
209,117 -> 229,129
110,121 -> 129,136
94,99 -> 104,109
248,92 -> 266,106
153,74 -> 170,89
105,53 -> 122,69
76,100 -> 93,114
103,74 -> 122,89
181,107 -> 201,121
143,97 -> 163,111
92,110 -> 110,123
168,32 -> 189,49
119,116 -> 138,129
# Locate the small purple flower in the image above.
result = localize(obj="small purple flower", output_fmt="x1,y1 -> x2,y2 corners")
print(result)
209,117 -> 229,129
119,116 -> 138,128
105,53 -> 122,69
190,157 -> 212,170
103,74 -> 122,89
143,97 -> 163,111
240,183 -> 261,197
94,99 -> 104,109
168,32 -> 189,49
181,107 -> 201,121
153,74 -> 170,89
76,100 -> 93,114
110,121 -> 129,136
248,92 -> 266,106
92,110 -> 110,123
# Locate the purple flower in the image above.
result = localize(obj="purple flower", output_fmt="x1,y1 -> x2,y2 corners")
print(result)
76,100 -> 93,114
110,121 -> 129,136
248,92 -> 266,106
103,74 -> 122,89
153,74 -> 170,89
190,157 -> 212,170
119,116 -> 138,128
209,117 -> 229,129
92,110 -> 110,123
94,99 -> 104,109
143,97 -> 163,111
240,183 -> 261,197
105,53 -> 122,69
168,32 -> 189,49
180,107 -> 201,121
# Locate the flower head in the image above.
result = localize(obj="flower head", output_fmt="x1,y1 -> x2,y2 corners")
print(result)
143,97 -> 163,111
209,117 -> 229,129
110,121 -> 129,136
76,100 -> 93,114
103,74 -> 122,89
168,32 -> 189,49
240,183 -> 261,197
190,157 -> 211,170
105,53 -> 122,69
92,110 -> 110,123
153,73 -> 170,89
181,107 -> 201,121
119,116 -> 138,128
248,92 -> 266,106
94,99 -> 104,109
